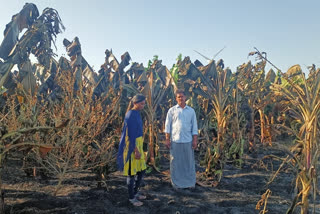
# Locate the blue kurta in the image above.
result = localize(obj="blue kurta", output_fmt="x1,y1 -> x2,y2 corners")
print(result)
117,110 -> 144,172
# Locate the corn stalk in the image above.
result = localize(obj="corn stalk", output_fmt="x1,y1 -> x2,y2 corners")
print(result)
198,60 -> 235,179
237,60 -> 267,150
271,65 -> 320,214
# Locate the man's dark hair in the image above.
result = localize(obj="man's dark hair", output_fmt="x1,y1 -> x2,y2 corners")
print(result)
175,89 -> 185,97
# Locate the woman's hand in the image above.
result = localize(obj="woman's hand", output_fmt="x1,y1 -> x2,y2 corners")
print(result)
134,149 -> 141,159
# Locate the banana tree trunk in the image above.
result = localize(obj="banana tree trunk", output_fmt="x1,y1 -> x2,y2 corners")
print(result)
300,121 -> 313,214
249,109 -> 255,151
215,111 -> 225,168
305,124 -> 311,170
217,118 -> 223,155
235,88 -> 241,144
148,123 -> 155,165
301,182 -> 311,214
215,109 -> 224,160
258,109 -> 265,144
0,157 -> 4,214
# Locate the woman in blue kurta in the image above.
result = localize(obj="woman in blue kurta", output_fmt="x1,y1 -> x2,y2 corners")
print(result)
117,94 -> 147,206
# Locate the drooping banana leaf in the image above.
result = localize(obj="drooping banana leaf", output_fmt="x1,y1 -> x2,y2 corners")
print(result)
19,60 -> 37,95
0,3 -> 39,60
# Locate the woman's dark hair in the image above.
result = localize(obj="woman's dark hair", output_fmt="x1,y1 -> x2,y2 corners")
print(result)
132,94 -> 146,104
127,94 -> 146,112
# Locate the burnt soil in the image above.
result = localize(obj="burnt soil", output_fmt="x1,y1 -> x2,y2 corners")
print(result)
2,145 -> 320,214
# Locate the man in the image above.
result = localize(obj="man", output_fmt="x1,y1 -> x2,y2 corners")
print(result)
164,89 -> 198,189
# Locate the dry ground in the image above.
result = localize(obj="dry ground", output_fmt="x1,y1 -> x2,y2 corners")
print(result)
2,145 -> 320,214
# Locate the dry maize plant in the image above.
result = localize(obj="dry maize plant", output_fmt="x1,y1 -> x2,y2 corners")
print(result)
199,60 -> 235,181
236,60 -> 267,151
0,3 -> 122,199
224,74 -> 245,168
270,65 -> 320,214
39,66 -> 120,195
250,49 -> 320,213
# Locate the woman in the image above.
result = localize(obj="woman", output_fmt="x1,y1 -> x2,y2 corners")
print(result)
117,94 -> 147,207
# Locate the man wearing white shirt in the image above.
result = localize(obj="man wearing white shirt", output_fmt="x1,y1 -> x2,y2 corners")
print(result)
164,89 -> 198,188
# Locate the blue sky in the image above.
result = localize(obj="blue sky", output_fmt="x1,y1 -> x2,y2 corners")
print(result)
0,0 -> 319,73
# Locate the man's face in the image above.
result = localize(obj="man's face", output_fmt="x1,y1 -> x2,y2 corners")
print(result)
176,93 -> 186,107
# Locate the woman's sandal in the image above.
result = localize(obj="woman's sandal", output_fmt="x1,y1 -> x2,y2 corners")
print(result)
129,198 -> 143,206
135,192 -> 147,200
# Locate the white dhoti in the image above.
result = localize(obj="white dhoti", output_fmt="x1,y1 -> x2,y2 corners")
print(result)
170,141 -> 196,188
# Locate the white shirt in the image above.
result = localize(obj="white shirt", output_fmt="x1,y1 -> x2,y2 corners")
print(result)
164,104 -> 198,143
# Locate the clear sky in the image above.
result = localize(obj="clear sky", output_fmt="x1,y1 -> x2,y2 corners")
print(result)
0,0 -> 319,73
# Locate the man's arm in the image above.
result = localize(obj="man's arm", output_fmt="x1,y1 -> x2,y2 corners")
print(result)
165,133 -> 171,149
192,135 -> 197,149
164,109 -> 172,149
191,109 -> 198,149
